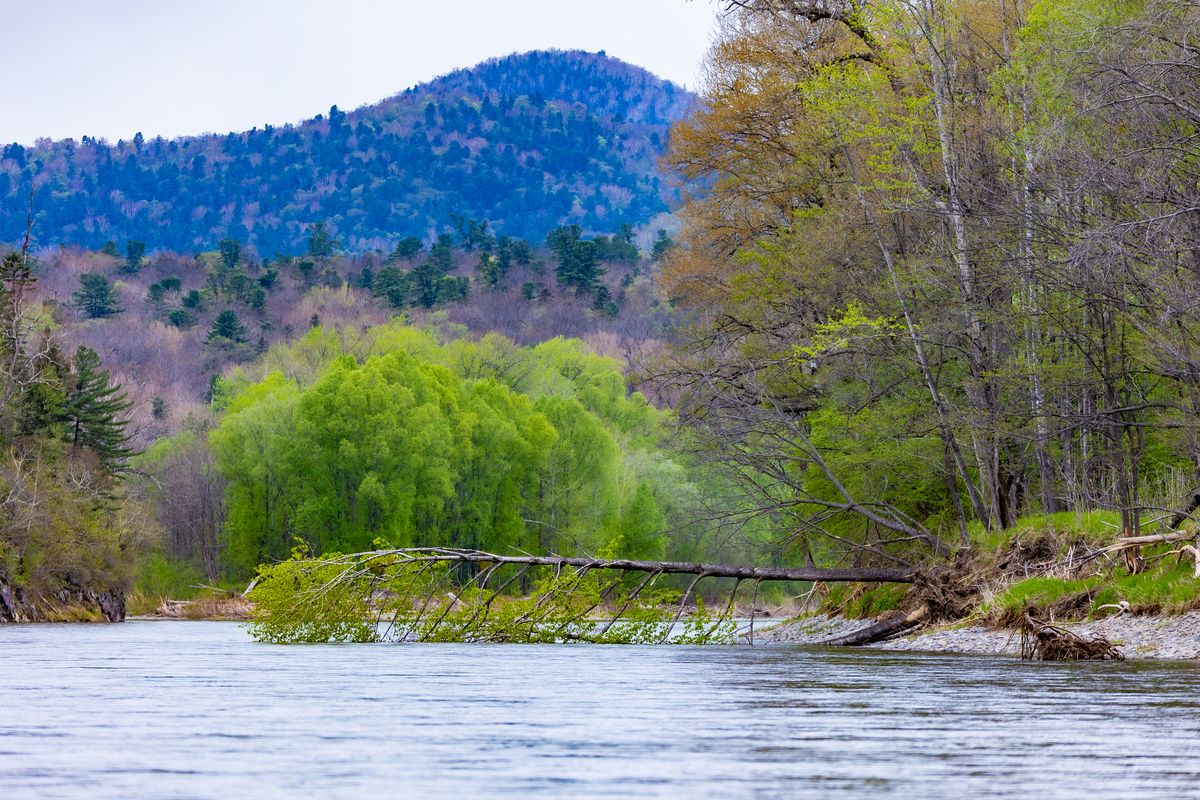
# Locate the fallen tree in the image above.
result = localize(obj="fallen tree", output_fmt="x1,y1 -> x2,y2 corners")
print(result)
818,605 -> 930,647
245,547 -> 916,645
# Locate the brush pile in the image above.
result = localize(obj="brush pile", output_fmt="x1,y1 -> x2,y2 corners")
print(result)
1020,615 -> 1124,661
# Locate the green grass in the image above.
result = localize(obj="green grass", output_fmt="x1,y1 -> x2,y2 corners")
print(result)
1092,561 -> 1200,613
971,510 -> 1122,553
821,582 -> 909,619
986,576 -> 1101,619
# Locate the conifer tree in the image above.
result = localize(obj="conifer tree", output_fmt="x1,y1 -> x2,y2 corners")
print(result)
63,346 -> 133,472
72,273 -> 122,318
122,240 -> 146,274
207,310 -> 248,343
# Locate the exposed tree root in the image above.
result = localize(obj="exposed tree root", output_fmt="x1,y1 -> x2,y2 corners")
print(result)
1020,615 -> 1124,661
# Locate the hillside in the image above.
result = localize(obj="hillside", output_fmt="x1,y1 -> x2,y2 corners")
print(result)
1,50 -> 693,254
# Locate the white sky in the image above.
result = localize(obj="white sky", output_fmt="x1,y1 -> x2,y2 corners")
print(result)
3,0 -> 720,145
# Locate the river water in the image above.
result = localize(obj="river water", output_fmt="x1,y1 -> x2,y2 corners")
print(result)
2,621 -> 1199,799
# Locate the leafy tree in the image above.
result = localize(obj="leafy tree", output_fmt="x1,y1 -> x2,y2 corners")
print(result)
613,482 -> 667,560
100,240 -> 119,258
72,273 -> 122,318
208,310 -> 248,343
63,346 -> 134,472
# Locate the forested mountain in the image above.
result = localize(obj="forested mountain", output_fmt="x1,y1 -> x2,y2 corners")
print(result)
1,50 -> 692,254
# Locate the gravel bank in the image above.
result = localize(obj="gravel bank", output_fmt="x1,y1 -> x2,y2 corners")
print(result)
757,611 -> 1200,660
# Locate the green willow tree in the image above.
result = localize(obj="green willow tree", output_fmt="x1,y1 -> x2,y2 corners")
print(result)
207,323 -> 690,577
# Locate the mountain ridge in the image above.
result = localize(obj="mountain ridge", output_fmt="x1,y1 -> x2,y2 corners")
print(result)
1,50 -> 694,254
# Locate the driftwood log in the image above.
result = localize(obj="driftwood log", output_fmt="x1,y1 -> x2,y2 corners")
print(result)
818,604 -> 930,646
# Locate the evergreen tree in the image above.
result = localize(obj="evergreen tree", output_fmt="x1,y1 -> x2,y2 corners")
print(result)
63,346 -> 134,472
306,222 -> 339,260
218,237 -> 242,270
548,226 -> 603,293
429,233 -> 456,271
72,273 -> 122,318
167,308 -> 193,329
100,240 -> 119,258
181,290 -> 204,310
122,240 -> 146,274
390,236 -> 424,261
651,229 -> 675,262
208,310 -> 248,343
372,266 -> 409,308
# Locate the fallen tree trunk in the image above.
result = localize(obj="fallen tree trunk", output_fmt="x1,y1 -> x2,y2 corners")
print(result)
346,548 -> 917,584
245,547 -> 917,645
818,604 -> 929,646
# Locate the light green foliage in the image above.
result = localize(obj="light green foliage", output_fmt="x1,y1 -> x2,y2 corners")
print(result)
208,373 -> 301,570
212,322 -> 684,576
133,551 -> 206,602
822,583 -> 910,619
804,405 -> 953,536
246,554 -> 738,645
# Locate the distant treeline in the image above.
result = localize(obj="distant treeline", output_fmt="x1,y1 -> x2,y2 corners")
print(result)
1,50 -> 691,253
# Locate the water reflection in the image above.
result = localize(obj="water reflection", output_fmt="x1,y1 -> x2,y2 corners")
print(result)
1,622 -> 1198,798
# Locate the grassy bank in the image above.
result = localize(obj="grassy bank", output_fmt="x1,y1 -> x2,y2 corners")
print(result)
817,512 -> 1200,626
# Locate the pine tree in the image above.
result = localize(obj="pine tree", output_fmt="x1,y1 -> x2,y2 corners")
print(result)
122,240 -> 146,274
72,273 -> 122,318
218,237 -> 242,271
548,226 -> 604,293
207,310 -> 248,343
305,222 -> 339,260
63,346 -> 134,472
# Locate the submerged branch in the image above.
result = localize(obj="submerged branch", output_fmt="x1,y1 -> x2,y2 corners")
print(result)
245,547 -> 915,645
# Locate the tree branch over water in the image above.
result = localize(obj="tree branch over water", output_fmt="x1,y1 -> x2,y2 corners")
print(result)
245,547 -> 915,645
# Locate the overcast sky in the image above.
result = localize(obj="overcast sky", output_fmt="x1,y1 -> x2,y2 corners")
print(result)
2,0 -> 720,145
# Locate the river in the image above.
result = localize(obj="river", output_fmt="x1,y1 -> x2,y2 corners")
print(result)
2,621 -> 1198,798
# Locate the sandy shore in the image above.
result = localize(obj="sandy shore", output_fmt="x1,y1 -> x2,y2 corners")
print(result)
756,611 -> 1200,660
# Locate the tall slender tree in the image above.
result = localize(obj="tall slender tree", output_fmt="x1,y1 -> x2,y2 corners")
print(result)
63,346 -> 134,472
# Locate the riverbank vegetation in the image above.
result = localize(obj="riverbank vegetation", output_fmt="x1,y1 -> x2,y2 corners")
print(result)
0,239 -> 145,621
651,0 -> 1200,609
5,2 -> 1199,644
